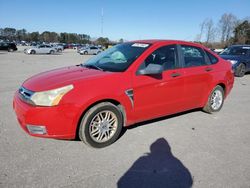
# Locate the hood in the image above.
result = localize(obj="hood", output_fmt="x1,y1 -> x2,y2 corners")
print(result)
23,65 -> 111,91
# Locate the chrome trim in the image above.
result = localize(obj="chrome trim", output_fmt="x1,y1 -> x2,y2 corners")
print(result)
125,89 -> 134,108
18,87 -> 34,105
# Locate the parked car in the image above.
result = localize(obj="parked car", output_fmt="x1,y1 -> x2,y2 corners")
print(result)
24,45 -> 57,54
0,42 -> 17,52
79,46 -> 102,55
50,44 -> 63,52
220,45 -> 250,77
13,40 -> 234,148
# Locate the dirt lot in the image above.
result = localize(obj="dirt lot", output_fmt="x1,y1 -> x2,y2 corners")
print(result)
0,48 -> 250,188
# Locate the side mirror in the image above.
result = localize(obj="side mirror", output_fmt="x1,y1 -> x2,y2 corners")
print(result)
137,63 -> 163,75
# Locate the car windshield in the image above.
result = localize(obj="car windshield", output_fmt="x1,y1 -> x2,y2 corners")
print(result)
81,42 -> 150,72
220,46 -> 250,56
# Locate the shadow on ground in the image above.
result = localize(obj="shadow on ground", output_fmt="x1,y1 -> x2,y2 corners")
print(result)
117,138 -> 193,188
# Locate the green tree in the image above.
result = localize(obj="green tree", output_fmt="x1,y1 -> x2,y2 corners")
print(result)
96,37 -> 109,47
234,20 -> 250,44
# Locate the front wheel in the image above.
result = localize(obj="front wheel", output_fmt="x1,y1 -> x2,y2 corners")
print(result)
79,102 -> 123,148
50,50 -> 55,54
203,85 -> 224,113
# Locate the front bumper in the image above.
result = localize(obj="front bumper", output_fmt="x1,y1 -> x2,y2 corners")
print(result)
13,92 -> 78,139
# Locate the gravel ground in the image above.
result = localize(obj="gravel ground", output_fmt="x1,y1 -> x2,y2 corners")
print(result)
0,47 -> 250,188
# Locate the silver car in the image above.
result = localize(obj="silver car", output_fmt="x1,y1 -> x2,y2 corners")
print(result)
79,46 -> 102,55
24,45 -> 57,54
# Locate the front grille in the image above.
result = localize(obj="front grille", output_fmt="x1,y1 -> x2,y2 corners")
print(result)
18,87 -> 34,104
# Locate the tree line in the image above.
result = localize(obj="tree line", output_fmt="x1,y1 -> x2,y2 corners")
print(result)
0,28 -> 93,44
197,13 -> 250,48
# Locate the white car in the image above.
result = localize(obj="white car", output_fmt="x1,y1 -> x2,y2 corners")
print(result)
24,45 -> 57,54
79,46 -> 102,55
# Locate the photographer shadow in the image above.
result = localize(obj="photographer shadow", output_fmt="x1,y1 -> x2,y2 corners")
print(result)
117,138 -> 193,188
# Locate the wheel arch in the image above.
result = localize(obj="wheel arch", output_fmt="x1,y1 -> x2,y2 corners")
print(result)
75,98 -> 126,140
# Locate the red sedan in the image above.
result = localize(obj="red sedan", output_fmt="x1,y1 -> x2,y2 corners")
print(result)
13,40 -> 234,148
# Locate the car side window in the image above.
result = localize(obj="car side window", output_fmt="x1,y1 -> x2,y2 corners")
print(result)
181,45 -> 207,67
141,45 -> 178,71
205,51 -> 218,64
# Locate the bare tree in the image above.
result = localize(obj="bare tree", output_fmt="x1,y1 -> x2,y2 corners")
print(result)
218,13 -> 237,44
197,20 -> 206,41
204,19 -> 215,43
197,19 -> 215,43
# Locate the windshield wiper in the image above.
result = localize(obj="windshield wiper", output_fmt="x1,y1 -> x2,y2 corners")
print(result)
82,64 -> 104,71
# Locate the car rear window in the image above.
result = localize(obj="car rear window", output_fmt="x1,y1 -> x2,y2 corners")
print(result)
205,51 -> 218,64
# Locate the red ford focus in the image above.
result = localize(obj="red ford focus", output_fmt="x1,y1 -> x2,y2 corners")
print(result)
13,40 -> 234,148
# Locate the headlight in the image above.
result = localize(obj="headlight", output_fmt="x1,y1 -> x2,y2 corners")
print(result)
30,85 -> 74,106
228,60 -> 238,65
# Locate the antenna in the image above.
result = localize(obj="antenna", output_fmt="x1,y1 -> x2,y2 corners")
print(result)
101,7 -> 104,36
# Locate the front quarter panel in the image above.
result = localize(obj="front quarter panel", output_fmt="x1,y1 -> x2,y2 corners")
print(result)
60,72 -> 134,131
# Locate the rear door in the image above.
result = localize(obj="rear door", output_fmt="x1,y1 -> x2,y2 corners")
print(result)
37,45 -> 45,53
90,47 -> 98,54
178,45 -> 214,109
132,44 -> 185,122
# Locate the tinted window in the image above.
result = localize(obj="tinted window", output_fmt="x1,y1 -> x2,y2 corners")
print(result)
206,51 -> 218,64
181,45 -> 207,67
90,47 -> 97,50
143,45 -> 178,70
220,46 -> 250,55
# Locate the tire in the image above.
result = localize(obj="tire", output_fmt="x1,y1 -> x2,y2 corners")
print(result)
235,63 -> 246,77
8,48 -> 14,52
57,49 -> 62,53
50,50 -> 55,54
30,50 -> 36,54
79,102 -> 123,148
203,85 -> 224,114
84,51 -> 88,55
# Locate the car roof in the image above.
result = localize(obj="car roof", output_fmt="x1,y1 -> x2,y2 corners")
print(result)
230,44 -> 250,47
131,39 -> 204,47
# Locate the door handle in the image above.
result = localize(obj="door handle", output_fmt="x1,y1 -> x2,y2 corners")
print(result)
171,72 -> 181,77
205,67 -> 213,72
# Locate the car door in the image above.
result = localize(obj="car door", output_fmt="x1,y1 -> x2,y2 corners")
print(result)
90,47 -> 97,54
37,45 -> 45,53
132,44 -> 185,122
246,48 -> 250,71
44,45 -> 51,53
178,44 -> 213,109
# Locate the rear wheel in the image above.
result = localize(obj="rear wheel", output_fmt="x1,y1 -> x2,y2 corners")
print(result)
50,50 -> 55,54
30,50 -> 36,54
84,51 -> 88,55
8,48 -> 14,52
57,49 -> 62,53
235,63 -> 246,77
79,102 -> 123,148
203,85 -> 224,113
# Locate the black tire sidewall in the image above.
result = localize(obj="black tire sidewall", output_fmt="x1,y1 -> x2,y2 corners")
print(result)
79,103 -> 123,148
